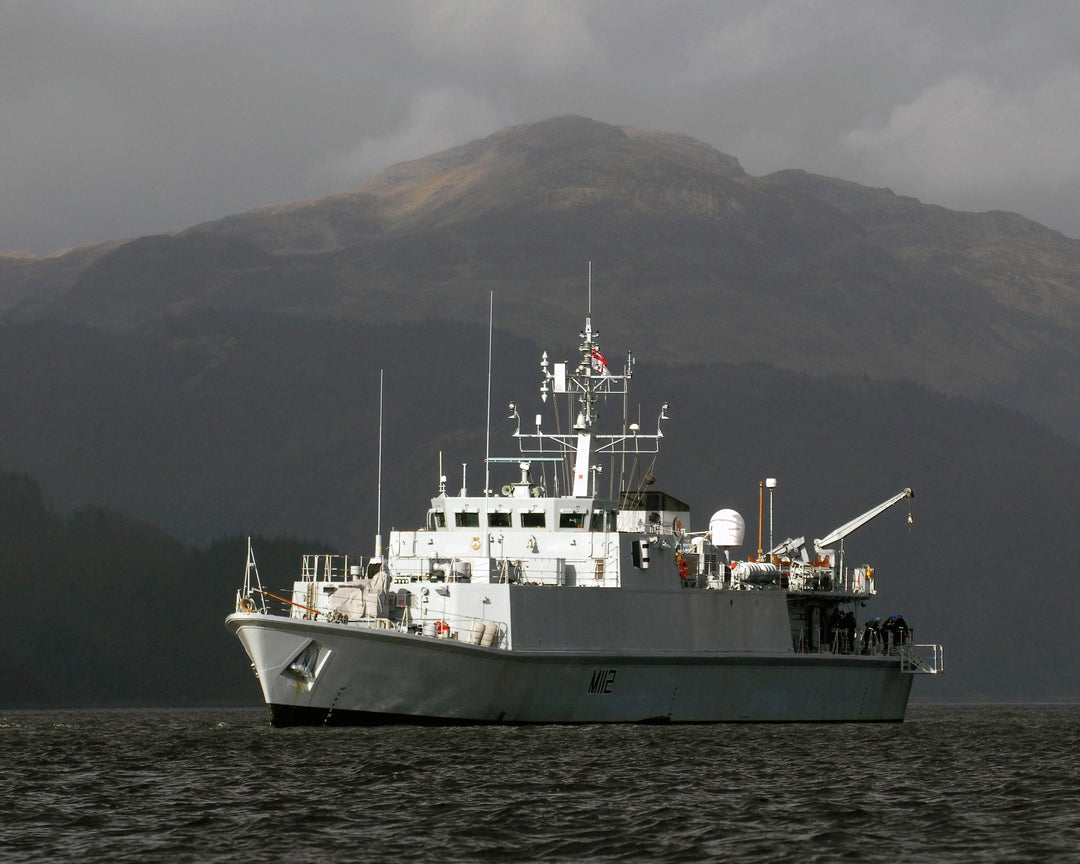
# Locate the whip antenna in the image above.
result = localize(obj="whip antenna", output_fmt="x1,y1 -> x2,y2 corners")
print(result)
375,368 -> 384,562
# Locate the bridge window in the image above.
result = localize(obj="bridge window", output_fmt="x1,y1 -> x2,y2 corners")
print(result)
455,512 -> 480,528
488,511 -> 511,527
559,511 -> 586,529
521,512 -> 546,528
592,509 -> 616,531
428,510 -> 446,530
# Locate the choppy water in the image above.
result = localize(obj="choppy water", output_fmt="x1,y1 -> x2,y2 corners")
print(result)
1,705 -> 1078,863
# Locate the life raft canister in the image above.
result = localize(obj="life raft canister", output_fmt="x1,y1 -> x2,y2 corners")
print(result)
435,620 -> 450,637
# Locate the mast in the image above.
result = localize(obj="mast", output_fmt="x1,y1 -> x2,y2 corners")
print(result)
512,299 -> 667,500
484,291 -> 493,557
485,290 -> 493,501
374,368 -> 384,561
571,312 -> 597,496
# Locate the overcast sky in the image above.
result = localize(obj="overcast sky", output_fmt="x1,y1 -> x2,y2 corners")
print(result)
4,0 -> 1080,255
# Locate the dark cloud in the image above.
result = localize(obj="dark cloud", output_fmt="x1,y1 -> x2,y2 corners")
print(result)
4,1 -> 1079,255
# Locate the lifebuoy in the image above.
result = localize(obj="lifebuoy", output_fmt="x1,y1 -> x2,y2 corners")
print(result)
435,620 -> 450,637
239,597 -> 255,612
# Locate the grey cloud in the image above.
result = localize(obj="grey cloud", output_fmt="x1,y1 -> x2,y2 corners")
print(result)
4,0 -> 1080,255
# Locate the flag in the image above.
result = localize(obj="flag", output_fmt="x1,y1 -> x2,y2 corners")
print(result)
591,346 -> 612,377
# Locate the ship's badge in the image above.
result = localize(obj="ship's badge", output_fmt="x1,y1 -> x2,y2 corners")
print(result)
471,536 -> 481,550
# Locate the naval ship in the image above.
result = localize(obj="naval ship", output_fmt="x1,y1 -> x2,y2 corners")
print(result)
226,310 -> 943,726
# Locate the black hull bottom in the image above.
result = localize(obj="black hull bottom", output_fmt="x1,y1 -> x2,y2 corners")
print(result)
268,703 -> 489,727
266,703 -> 906,728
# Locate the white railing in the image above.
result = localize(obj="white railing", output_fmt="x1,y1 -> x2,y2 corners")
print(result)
899,643 -> 945,674
301,553 -> 358,581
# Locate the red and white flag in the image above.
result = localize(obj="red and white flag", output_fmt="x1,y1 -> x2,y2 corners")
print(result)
591,346 -> 612,377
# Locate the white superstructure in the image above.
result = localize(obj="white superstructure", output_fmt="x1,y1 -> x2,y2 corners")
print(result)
227,307 -> 943,726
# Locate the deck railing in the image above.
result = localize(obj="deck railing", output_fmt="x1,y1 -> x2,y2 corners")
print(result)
899,643 -> 945,674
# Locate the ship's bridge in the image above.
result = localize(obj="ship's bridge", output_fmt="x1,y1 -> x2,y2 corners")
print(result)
424,494 -> 619,534
617,489 -> 690,534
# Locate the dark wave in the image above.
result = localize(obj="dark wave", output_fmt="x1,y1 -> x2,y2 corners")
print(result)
1,706 -> 1078,863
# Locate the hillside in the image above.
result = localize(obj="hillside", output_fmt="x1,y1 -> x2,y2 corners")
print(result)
1,313 -> 1079,704
2,115 -> 1080,706
0,470 -> 324,707
3,116 -> 1080,440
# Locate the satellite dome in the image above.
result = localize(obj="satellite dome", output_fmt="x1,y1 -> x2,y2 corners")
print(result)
709,509 -> 745,547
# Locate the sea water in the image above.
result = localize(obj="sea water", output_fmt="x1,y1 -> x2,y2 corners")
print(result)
1,705 -> 1077,863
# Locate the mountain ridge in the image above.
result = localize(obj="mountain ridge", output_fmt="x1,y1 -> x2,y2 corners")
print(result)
2,313 -> 1079,704
4,114 -> 1080,442
5,115 -> 1079,706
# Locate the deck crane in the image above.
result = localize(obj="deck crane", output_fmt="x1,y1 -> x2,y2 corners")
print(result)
768,488 -> 914,568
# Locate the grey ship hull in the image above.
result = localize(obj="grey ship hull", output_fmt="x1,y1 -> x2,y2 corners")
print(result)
227,612 -> 914,726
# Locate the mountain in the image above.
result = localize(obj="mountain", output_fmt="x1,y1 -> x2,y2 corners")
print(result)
5,115 -> 1080,440
2,116 -> 1079,706
1,314 -> 1079,704
0,470 -> 322,707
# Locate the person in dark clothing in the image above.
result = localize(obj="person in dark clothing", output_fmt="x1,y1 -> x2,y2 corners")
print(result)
841,610 -> 857,654
882,614 -> 902,652
862,616 -> 881,654
826,607 -> 841,651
